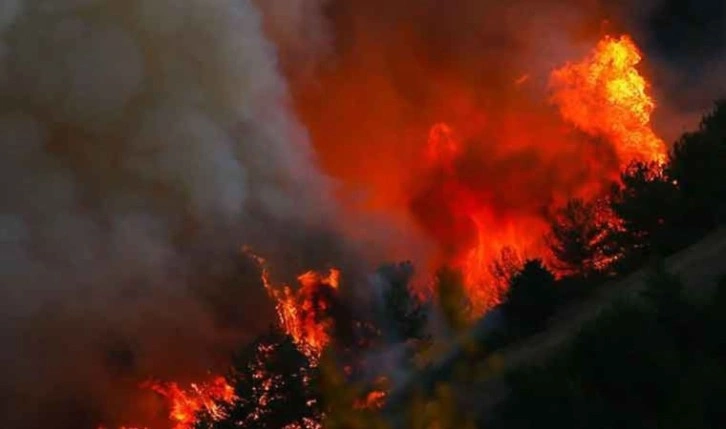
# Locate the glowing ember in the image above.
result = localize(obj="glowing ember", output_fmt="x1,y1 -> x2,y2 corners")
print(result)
354,390 -> 388,410
550,35 -> 667,166
247,247 -> 340,361
141,377 -> 235,429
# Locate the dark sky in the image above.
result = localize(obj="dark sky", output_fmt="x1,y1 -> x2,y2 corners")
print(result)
626,0 -> 726,116
644,0 -> 726,64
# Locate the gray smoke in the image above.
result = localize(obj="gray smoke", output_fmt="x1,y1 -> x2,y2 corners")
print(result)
0,0 -> 350,427
253,0 -> 333,81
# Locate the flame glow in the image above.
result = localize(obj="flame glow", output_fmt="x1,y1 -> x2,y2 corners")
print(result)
550,35 -> 667,166
109,32 -> 670,429
141,377 -> 236,429
265,269 -> 340,361
354,390 -> 388,410
411,34 -> 666,314
247,247 -> 340,360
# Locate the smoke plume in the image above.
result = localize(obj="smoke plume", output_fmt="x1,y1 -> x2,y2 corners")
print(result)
0,0 -> 349,427
2,0 -> 725,426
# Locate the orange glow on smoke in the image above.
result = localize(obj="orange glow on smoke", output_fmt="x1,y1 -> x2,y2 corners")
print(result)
408,34 -> 666,314
420,123 -> 546,313
141,377 -> 235,429
550,35 -> 667,166
294,33 -> 668,316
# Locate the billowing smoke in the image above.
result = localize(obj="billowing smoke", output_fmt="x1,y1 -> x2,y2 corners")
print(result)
0,0 -> 353,427
2,0 -> 724,426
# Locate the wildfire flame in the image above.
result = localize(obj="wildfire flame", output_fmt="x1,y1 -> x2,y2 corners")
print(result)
421,123 -> 543,313
418,34 -> 666,314
354,389 -> 388,410
141,377 -> 236,429
550,35 -> 667,166
247,247 -> 340,361
109,32 -> 670,429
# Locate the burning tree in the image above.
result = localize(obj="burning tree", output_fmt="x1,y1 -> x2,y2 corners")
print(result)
196,329 -> 321,429
489,247 -> 525,302
550,35 -> 666,166
670,100 -> 726,231
547,198 -> 619,278
142,378 -> 236,429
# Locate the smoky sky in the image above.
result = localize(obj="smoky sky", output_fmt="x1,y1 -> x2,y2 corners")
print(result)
611,0 -> 726,124
640,0 -> 726,63
0,1 -> 723,427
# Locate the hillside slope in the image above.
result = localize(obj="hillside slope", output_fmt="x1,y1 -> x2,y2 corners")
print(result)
389,227 -> 726,420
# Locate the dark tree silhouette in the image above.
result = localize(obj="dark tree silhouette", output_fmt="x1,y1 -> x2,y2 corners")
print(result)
489,246 -> 525,301
670,99 -> 726,232
503,259 -> 557,335
609,161 -> 682,264
547,198 -> 617,278
378,262 -> 428,343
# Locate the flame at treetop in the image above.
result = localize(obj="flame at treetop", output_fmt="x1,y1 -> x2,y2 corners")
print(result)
411,34 -> 666,314
141,377 -> 236,429
247,247 -> 340,361
550,35 -> 667,166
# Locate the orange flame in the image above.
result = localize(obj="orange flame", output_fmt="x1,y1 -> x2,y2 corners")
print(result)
421,123 -> 542,313
550,35 -> 667,166
141,377 -> 236,429
414,35 -> 666,314
246,247 -> 340,361
354,390 -> 388,410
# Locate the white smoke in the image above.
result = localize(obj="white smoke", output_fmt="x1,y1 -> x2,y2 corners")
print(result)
0,0 -> 344,426
253,0 -> 333,79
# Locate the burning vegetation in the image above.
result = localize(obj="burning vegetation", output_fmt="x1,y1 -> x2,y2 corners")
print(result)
550,35 -> 667,166
115,32 -> 673,428
141,378 -> 235,429
407,34 -> 667,314
6,0 -> 726,427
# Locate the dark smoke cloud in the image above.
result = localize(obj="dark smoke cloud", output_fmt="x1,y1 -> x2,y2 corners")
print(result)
0,0 -> 356,427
